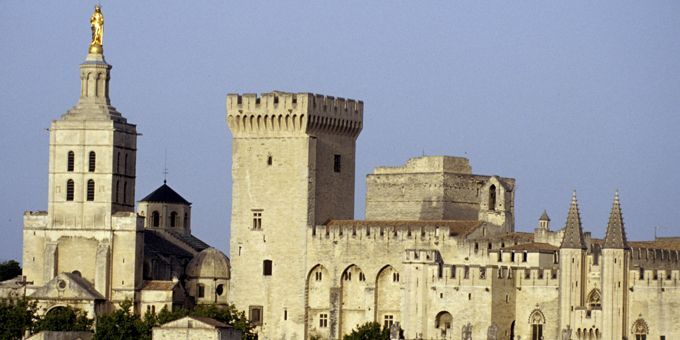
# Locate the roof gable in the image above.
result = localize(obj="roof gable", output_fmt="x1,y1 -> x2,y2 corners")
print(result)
30,273 -> 104,300
140,183 -> 190,205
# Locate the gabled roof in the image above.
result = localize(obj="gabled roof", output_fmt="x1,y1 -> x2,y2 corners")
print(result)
603,191 -> 629,249
140,182 -> 191,205
30,272 -> 105,301
142,280 -> 179,291
560,192 -> 586,249
158,316 -> 229,329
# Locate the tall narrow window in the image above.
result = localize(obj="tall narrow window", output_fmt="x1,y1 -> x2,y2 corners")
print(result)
184,213 -> 188,229
319,313 -> 328,328
489,184 -> 497,211
117,152 -> 121,173
87,179 -> 95,201
152,211 -> 160,227
252,210 -> 262,230
333,154 -> 342,173
115,180 -> 120,203
67,151 -> 75,172
123,182 -> 128,204
170,212 -> 177,227
88,151 -> 96,172
197,284 -> 205,298
267,155 -> 272,166
66,179 -> 74,201
263,260 -> 272,276
124,153 -> 128,175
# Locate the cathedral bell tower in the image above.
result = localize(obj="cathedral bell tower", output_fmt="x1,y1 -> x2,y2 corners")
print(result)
23,7 -> 143,307
558,192 -> 587,332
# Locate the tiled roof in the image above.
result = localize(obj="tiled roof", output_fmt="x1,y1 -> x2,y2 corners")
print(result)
503,242 -> 558,252
144,230 -> 195,258
140,183 -> 190,205
142,280 -> 178,291
164,229 -> 210,252
628,240 -> 680,251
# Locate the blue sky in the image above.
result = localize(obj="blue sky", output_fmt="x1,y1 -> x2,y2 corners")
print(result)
1,2 -> 679,261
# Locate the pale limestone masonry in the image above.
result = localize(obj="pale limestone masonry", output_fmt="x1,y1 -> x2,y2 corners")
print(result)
226,92 -> 680,340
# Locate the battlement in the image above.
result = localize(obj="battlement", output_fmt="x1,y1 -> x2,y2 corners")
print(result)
630,269 -> 680,286
226,91 -> 363,137
311,220 -> 482,244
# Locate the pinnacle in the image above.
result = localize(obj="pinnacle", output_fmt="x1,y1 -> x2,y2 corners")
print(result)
560,191 -> 586,249
603,191 -> 628,249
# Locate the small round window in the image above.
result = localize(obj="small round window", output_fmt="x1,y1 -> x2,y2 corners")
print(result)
216,284 -> 224,296
57,280 -> 67,290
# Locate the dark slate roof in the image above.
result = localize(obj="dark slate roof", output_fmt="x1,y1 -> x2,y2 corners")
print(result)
164,229 -> 210,252
144,230 -> 195,258
560,192 -> 587,249
539,210 -> 550,221
603,192 -> 629,249
140,182 -> 191,205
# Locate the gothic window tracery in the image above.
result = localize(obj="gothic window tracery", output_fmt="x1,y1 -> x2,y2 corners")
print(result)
528,309 -> 545,340
632,318 -> 648,340
587,289 -> 601,309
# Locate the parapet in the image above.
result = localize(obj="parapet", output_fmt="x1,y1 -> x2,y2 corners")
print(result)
372,156 -> 472,175
226,91 -> 363,137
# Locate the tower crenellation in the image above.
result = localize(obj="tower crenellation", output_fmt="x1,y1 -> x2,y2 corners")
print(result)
226,91 -> 363,137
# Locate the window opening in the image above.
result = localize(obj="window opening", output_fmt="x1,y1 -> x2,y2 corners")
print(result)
170,212 -> 177,227
197,284 -> 205,298
319,313 -> 328,328
333,154 -> 341,173
88,151 -> 96,172
87,179 -> 95,201
67,151 -> 74,172
249,306 -> 263,326
267,155 -> 272,166
263,260 -> 272,276
66,179 -> 74,201
252,210 -> 262,230
384,315 -> 394,329
152,211 -> 160,227
489,184 -> 497,210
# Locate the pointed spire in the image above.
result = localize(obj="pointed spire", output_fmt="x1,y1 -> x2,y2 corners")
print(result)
560,191 -> 586,249
603,191 -> 629,249
539,210 -> 550,222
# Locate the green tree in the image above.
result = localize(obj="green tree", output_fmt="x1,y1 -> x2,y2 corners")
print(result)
0,296 -> 37,340
343,322 -> 390,340
33,305 -> 93,333
94,299 -> 149,340
0,260 -> 22,281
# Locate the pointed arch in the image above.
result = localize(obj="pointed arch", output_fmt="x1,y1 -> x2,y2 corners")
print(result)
631,318 -> 649,336
435,311 -> 453,335
587,288 -> 601,309
375,265 -> 400,329
306,264 -> 332,337
489,184 -> 497,211
528,309 -> 545,340
340,264 -> 367,336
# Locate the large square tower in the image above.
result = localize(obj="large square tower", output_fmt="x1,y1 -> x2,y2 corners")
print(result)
226,92 -> 363,339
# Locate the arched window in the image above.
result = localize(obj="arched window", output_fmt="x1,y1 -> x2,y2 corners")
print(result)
489,184 -> 497,211
152,211 -> 160,227
88,151 -> 96,172
529,309 -> 545,340
170,212 -> 177,227
66,179 -> 74,201
435,311 -> 453,337
87,179 -> 95,201
587,289 -> 601,309
67,151 -> 75,172
632,319 -> 648,340
216,284 -> 224,296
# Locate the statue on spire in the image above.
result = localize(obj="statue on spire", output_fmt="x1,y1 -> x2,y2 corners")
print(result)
89,5 -> 104,54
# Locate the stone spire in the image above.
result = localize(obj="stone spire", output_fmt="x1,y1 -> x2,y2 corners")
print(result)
603,191 -> 629,249
560,191 -> 586,249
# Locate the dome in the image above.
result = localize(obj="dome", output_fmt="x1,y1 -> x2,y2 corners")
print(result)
186,248 -> 230,280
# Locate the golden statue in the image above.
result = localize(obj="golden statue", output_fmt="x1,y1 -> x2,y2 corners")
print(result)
89,5 -> 104,54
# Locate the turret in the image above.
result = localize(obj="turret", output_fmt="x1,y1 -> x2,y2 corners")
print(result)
558,192 -> 586,333
601,191 -> 630,340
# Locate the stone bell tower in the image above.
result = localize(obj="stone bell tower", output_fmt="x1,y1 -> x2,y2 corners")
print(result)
22,6 -> 143,308
226,92 -> 363,339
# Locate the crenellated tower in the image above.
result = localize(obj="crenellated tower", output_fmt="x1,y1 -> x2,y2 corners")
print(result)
226,91 -> 363,339
558,192 -> 587,333
601,191 -> 629,340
